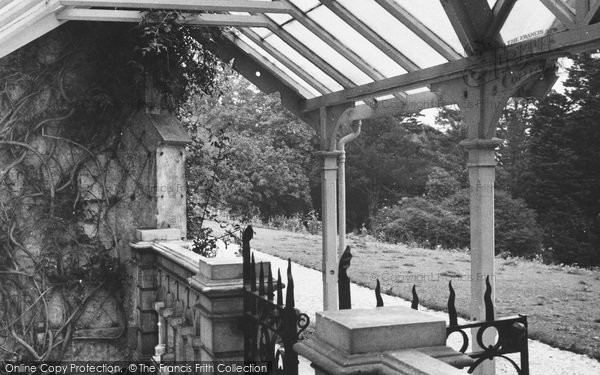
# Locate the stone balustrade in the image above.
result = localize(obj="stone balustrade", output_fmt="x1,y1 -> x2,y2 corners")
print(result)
130,228 -> 245,363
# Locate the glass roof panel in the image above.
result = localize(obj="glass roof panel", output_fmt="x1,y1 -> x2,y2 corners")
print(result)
237,33 -> 321,98
282,20 -> 373,85
288,0 -> 320,13
501,0 -> 558,44
336,0 -> 447,68
391,0 -> 465,56
250,27 -> 271,38
266,13 -> 293,25
263,33 -> 344,91
307,6 -> 407,78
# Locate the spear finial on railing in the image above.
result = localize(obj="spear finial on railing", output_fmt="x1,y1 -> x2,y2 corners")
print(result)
250,253 -> 257,292
267,264 -> 274,300
286,258 -> 295,308
411,284 -> 419,310
258,261 -> 265,296
448,280 -> 458,326
242,225 -> 253,285
338,246 -> 352,310
375,279 -> 384,307
276,268 -> 283,306
484,275 -> 494,321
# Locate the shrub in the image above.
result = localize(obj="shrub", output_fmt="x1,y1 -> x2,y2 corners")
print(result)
372,190 -> 544,258
372,198 -> 468,249
443,190 -> 543,257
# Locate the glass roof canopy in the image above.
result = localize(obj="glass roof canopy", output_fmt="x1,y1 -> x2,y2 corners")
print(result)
0,0 -> 588,109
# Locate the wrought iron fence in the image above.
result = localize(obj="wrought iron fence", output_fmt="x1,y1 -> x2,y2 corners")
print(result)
242,226 -> 310,375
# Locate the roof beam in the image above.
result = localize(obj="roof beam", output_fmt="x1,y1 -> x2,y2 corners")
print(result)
302,22 -> 600,111
221,33 -> 313,100
239,28 -> 331,95
0,11 -> 65,59
485,0 -> 518,40
0,0 -> 44,28
440,0 -> 494,55
57,8 -> 271,27
539,0 -> 576,28
59,0 -> 290,13
320,0 -> 419,72
373,0 -> 462,61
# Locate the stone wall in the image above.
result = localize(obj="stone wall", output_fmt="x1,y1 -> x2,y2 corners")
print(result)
0,22 -> 171,361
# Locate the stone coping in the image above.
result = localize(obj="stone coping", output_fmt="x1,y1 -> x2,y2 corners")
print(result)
295,337 -> 465,375
130,234 -> 245,297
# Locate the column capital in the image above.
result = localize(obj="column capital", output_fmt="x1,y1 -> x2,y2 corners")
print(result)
460,138 -> 502,168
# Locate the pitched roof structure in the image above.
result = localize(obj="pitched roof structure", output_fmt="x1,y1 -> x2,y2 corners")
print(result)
2,0 -> 597,127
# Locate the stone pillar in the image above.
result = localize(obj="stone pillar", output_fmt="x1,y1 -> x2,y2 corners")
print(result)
156,144 -> 187,237
320,151 -> 341,311
295,306 -> 469,374
461,138 -> 501,375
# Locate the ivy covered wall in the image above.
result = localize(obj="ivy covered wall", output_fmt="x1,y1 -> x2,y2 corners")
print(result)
0,22 -> 164,361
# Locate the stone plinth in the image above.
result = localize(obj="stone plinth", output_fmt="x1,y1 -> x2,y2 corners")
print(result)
296,306 -> 467,375
317,306 -> 446,354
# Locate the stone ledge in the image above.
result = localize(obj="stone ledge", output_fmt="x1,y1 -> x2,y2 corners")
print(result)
136,228 -> 183,241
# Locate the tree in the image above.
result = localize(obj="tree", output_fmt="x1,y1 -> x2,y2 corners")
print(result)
520,54 -> 600,266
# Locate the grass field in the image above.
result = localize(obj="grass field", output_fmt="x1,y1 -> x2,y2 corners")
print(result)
230,224 -> 600,360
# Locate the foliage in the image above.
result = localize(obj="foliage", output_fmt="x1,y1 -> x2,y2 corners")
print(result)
137,10 -> 223,107
372,197 -> 467,249
183,72 -> 316,222
518,53 -> 600,266
425,166 -> 459,201
342,115 -> 467,229
0,20 -> 222,360
372,188 -> 543,257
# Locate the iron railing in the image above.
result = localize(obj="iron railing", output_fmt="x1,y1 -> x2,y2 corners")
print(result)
242,226 -> 310,375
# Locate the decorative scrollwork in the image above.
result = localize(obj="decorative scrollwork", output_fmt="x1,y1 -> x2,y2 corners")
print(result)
297,312 -> 310,338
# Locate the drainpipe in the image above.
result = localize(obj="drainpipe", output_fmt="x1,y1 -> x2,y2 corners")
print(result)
337,120 -> 362,258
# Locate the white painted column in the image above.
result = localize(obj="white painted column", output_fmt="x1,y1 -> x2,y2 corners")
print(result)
462,138 -> 501,375
320,151 -> 340,311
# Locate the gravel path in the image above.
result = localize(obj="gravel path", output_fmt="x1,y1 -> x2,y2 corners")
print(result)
252,250 -> 600,375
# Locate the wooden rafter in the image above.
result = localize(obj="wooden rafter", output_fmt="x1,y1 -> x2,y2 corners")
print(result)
57,8 -> 271,27
539,0 -> 576,28
281,0 -> 387,81
258,16 -> 356,89
302,21 -> 600,111
440,0 -> 493,55
278,0 -> 406,102
320,0 -> 419,72
0,0 -> 45,28
239,28 -> 331,95
59,0 -> 290,13
373,0 -> 462,61
222,32 -> 313,100
485,0 -> 518,41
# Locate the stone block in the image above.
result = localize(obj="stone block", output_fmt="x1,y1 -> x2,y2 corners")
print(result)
316,306 -> 446,354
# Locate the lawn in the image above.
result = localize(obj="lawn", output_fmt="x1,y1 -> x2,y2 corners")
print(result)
230,224 -> 600,360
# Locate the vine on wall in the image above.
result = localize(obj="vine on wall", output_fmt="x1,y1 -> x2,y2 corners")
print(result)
0,16 -> 222,361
